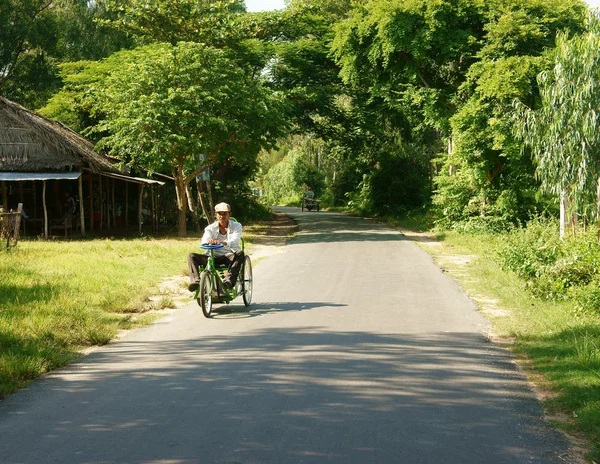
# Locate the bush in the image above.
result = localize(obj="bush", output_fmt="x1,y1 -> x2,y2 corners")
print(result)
261,149 -> 325,206
497,218 -> 600,305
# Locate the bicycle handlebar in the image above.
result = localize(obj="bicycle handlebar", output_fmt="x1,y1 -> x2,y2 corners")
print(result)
201,243 -> 224,250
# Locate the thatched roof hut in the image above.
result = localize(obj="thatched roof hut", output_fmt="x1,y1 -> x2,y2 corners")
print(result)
0,97 -> 163,237
0,96 -> 118,174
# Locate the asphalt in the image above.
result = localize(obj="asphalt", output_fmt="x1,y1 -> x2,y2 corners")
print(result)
0,207 -> 575,463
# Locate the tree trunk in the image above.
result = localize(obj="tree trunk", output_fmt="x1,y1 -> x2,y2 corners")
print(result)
197,180 -> 215,224
560,189 -> 566,239
197,179 -> 211,226
560,187 -> 577,238
597,177 -> 600,240
174,164 -> 188,237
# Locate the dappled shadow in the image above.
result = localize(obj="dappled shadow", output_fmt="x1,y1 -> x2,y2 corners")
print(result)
0,328 -> 571,463
0,267 -> 67,307
284,210 -> 408,245
245,213 -> 299,248
513,324 -> 600,456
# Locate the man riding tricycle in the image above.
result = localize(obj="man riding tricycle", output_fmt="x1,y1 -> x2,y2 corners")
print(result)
187,202 -> 253,317
301,187 -> 321,212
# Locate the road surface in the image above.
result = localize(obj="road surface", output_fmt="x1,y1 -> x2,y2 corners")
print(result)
0,207 -> 574,463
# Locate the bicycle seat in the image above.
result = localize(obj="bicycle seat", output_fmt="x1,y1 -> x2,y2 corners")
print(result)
201,243 -> 224,250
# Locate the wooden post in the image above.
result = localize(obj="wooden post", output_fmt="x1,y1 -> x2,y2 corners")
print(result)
99,174 -> 103,229
111,178 -> 116,229
125,182 -> 129,226
33,182 -> 38,219
14,203 -> 22,245
78,174 -> 85,236
1,181 -> 7,211
43,180 -> 48,239
105,176 -> 110,229
89,174 -> 94,231
138,184 -> 144,235
151,184 -> 156,232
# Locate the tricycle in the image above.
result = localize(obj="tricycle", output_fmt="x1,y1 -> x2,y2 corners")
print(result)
301,197 -> 321,212
194,242 -> 253,318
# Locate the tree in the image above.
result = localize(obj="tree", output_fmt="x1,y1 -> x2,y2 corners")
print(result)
87,42 -> 287,236
0,0 -> 134,109
436,0 -> 587,227
516,12 -> 600,236
102,0 -> 247,46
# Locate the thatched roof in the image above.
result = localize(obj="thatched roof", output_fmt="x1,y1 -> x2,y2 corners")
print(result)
0,96 -> 119,173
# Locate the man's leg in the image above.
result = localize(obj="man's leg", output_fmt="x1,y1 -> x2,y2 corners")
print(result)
187,253 -> 208,292
216,251 -> 245,289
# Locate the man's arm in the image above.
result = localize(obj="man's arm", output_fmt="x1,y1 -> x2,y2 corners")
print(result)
201,223 -> 216,244
226,221 -> 242,249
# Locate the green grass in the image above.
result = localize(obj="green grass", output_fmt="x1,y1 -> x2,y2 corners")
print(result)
407,229 -> 600,461
1,226 -> 270,399
0,236 -> 199,397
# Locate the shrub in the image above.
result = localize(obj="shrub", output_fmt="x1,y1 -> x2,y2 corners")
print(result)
497,218 -> 600,303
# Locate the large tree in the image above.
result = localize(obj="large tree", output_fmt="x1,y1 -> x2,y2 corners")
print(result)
516,12 -> 600,235
0,0 -> 133,109
437,0 -> 587,226
48,42 -> 288,236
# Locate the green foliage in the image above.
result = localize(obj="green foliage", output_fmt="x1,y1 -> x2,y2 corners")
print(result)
43,41 -> 288,234
102,0 -> 247,46
516,12 -> 600,223
346,145 -> 431,216
332,0 -> 486,134
92,43 -> 285,175
433,0 -> 587,228
261,138 -> 326,205
0,0 -> 134,109
497,218 -> 600,311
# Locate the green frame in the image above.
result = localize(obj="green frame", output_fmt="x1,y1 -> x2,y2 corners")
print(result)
194,236 -> 252,317
194,238 -> 245,303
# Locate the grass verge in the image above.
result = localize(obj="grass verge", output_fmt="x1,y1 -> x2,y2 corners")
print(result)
398,227 -> 600,461
0,223 -> 277,399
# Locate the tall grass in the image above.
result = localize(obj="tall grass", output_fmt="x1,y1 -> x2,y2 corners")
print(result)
0,237 -> 197,398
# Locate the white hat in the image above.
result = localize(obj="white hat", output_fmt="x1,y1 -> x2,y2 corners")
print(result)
214,202 -> 231,212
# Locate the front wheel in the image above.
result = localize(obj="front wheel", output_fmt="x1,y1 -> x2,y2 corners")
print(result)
199,271 -> 213,318
242,256 -> 253,307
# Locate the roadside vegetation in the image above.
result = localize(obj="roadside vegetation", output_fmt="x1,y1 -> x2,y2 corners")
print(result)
3,0 -> 600,460
0,224 -> 275,400
392,216 -> 600,461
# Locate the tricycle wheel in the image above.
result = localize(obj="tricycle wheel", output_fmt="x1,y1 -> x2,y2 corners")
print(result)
199,271 -> 213,317
242,256 -> 253,307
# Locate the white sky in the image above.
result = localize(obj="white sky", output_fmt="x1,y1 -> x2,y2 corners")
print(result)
244,0 -> 599,13
245,0 -> 286,12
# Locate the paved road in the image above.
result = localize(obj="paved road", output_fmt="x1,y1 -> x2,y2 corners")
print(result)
0,208 -> 573,463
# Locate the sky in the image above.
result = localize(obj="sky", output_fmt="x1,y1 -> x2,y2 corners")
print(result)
245,0 -> 286,12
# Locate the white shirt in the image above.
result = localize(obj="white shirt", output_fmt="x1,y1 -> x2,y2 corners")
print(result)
201,219 -> 242,256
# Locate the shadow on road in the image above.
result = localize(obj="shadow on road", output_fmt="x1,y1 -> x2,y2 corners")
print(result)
210,301 -> 347,319
288,211 -> 408,245
0,328 -> 570,463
